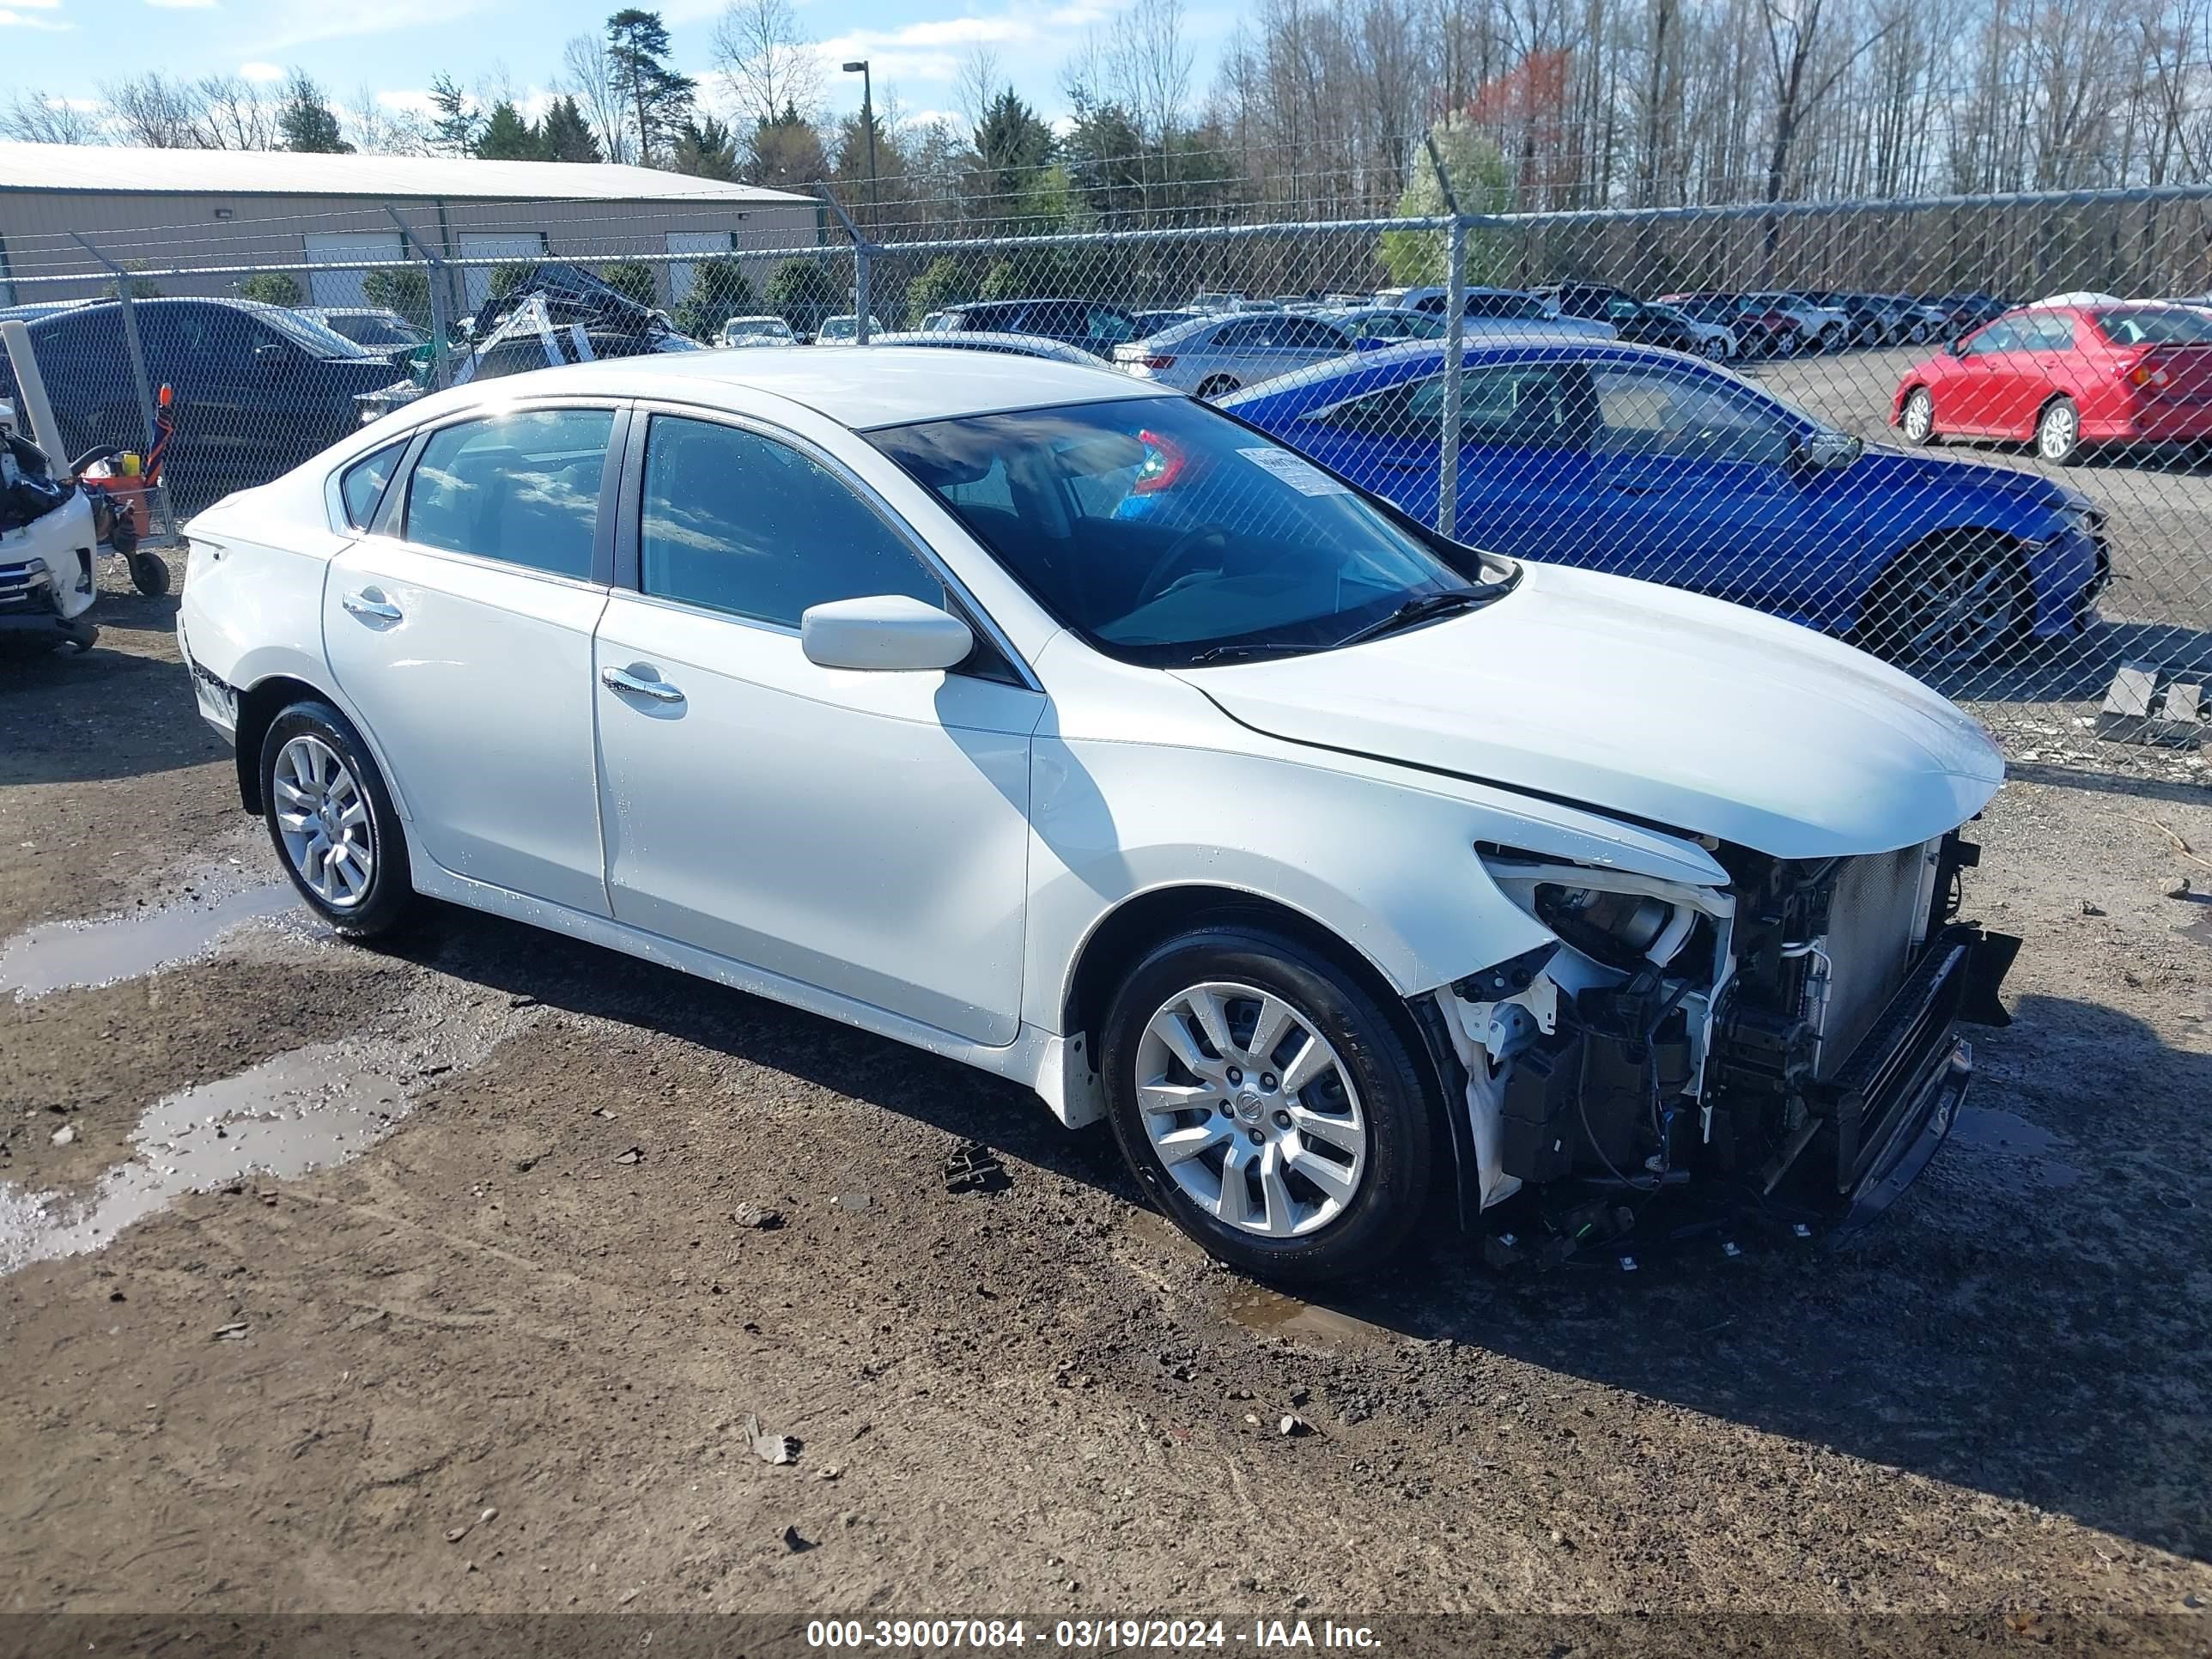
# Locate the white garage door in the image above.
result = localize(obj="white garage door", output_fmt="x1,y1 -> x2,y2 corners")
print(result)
302,232 -> 405,308
459,233 -> 550,313
666,231 -> 734,303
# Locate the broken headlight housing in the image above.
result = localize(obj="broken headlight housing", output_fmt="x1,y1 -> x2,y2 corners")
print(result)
1532,884 -> 1676,970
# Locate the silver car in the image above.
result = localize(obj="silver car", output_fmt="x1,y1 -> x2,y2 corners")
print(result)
864,331 -> 1102,366
1112,311 -> 1361,398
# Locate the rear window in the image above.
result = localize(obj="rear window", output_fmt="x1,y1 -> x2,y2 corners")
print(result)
2096,306 -> 2212,346
338,439 -> 407,529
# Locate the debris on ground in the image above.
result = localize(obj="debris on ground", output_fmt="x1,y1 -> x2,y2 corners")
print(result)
50,1124 -> 74,1146
831,1192 -> 870,1212
732,1202 -> 784,1230
781,1524 -> 814,1553
613,1147 -> 643,1165
944,1140 -> 1012,1196
212,1322 -> 248,1340
1279,1414 -> 1311,1437
445,1524 -> 471,1544
2169,877 -> 2197,900
746,1413 -> 799,1465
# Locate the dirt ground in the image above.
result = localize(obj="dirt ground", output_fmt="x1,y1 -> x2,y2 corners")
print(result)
2,557 -> 2209,1638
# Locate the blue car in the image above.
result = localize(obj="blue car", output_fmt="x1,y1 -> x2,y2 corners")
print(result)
1220,340 -> 2109,665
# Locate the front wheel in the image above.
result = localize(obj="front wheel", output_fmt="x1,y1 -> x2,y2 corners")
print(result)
2036,396 -> 2082,465
1101,924 -> 1436,1284
258,699 -> 415,939
1701,335 -> 1729,361
1899,386 -> 1937,445
1860,535 -> 2029,670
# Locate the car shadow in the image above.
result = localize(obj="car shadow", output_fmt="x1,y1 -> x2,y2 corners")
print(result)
0,596 -> 227,788
387,905 -> 2212,1564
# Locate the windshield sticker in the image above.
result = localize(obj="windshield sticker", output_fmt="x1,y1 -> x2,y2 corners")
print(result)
1238,447 -> 1351,495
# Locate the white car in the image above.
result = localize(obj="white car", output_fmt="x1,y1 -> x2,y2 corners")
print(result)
719,315 -> 798,347
814,314 -> 884,345
176,348 -> 2017,1281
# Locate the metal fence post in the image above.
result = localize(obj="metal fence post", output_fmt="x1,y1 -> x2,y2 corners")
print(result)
386,206 -> 454,391
1424,136 -> 1468,539
69,231 -> 178,544
815,188 -> 873,343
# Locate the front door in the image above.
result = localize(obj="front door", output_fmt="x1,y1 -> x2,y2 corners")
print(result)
592,411 -> 1043,1046
322,404 -> 621,916
1583,360 -> 1856,620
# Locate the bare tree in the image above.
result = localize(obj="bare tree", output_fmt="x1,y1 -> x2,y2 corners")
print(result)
711,0 -> 824,128
1,91 -> 106,145
955,45 -> 1004,133
100,74 -> 204,148
343,85 -> 433,156
561,32 -> 634,163
195,75 -> 280,150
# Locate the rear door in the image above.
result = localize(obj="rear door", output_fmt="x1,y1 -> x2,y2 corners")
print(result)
322,402 -> 622,915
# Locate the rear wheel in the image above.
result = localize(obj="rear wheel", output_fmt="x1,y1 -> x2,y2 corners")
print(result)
1861,533 -> 2030,670
258,700 -> 414,939
1701,334 -> 1729,361
127,551 -> 171,596
1194,374 -> 1241,400
2035,396 -> 2082,465
1102,924 -> 1435,1284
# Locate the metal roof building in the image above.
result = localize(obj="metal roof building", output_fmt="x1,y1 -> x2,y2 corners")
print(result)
0,144 -> 825,312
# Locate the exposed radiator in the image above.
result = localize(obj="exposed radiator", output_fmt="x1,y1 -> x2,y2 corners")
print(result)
1815,842 -> 1935,1077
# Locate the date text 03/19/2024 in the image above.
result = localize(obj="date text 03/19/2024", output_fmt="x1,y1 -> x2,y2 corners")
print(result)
803,1620 -> 1382,1650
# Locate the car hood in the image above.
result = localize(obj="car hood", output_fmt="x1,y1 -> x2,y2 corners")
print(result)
1171,562 -> 2003,861
1846,441 -> 2081,515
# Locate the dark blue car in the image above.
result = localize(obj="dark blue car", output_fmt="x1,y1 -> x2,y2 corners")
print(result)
1220,340 -> 2109,665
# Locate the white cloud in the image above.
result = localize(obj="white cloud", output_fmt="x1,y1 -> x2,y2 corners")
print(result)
375,88 -> 440,118
239,61 -> 284,83
147,0 -> 220,9
810,0 -> 1128,97
0,6 -> 72,26
264,0 -> 484,48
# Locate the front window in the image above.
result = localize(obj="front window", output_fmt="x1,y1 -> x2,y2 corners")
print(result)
869,397 -> 1507,668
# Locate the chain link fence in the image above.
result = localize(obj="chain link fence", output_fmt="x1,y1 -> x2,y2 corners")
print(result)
3,179 -> 2209,775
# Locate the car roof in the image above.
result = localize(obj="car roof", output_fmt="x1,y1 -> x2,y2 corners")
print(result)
408,344 -> 1161,429
1217,332 -> 1725,404
869,331 -> 1098,363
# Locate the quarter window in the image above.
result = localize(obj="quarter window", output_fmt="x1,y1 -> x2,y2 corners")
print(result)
337,439 -> 407,529
637,415 -> 942,628
404,407 -> 613,580
1593,366 -> 1792,465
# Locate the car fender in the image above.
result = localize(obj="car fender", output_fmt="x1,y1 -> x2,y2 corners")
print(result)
1020,731 -> 1728,1038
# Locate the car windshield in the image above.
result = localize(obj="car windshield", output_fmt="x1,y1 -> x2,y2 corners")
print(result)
323,313 -> 422,347
258,307 -> 378,358
869,397 -> 1510,668
2097,305 -> 2212,346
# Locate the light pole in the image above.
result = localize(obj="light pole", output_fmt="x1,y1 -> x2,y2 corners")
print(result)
842,58 -> 878,223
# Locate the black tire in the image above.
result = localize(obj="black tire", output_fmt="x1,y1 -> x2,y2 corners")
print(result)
1701,335 -> 1729,362
1858,533 -> 2030,670
1194,374 -> 1241,400
1899,386 -> 1938,446
258,699 -> 415,939
128,551 -> 171,596
1100,922 -> 1436,1284
2035,395 -> 2082,465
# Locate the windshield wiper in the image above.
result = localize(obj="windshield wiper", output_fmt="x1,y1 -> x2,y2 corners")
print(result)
1183,641 -> 1310,666
1328,580 -> 1511,652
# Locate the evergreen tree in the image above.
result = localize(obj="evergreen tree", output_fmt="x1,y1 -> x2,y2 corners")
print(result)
598,260 -> 659,307
363,267 -> 433,328
744,103 -> 828,190
605,9 -> 696,166
538,96 -> 604,163
475,101 -> 547,161
238,271 -> 303,307
672,114 -> 740,181
427,73 -> 482,156
763,258 -> 838,333
902,256 -> 973,325
672,256 -> 757,338
278,70 -> 353,154
964,89 -> 1055,230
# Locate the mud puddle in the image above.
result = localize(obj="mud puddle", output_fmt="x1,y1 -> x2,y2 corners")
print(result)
1222,1284 -> 1399,1352
0,880 -> 318,1000
0,981 -> 536,1275
1953,1104 -> 2085,1188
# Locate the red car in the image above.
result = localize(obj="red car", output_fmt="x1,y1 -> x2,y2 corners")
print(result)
1892,301 -> 2212,464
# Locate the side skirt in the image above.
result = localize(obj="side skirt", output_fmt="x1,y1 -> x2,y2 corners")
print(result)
406,858 -> 1089,1124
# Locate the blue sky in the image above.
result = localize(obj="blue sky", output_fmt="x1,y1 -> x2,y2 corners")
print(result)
1,0 -> 1234,132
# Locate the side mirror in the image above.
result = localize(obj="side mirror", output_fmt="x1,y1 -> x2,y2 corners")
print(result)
800,594 -> 974,672
1945,337 -> 1966,357
1800,429 -> 1863,471
252,340 -> 289,373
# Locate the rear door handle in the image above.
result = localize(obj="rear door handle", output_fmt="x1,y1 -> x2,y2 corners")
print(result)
341,589 -> 402,622
600,665 -> 684,704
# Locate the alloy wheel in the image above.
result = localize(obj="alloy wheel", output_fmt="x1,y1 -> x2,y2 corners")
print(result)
1133,981 -> 1368,1238
270,734 -> 375,909
1901,389 -> 1935,443
2037,399 -> 2080,463
1893,544 -> 2021,667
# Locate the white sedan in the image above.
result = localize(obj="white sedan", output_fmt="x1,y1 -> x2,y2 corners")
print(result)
177,348 -> 2017,1281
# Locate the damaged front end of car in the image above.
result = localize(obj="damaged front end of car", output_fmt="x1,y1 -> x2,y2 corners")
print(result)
1433,832 -> 2019,1259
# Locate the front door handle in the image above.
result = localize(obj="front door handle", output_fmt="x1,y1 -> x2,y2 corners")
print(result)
341,589 -> 402,623
600,665 -> 684,704
1604,479 -> 1667,496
